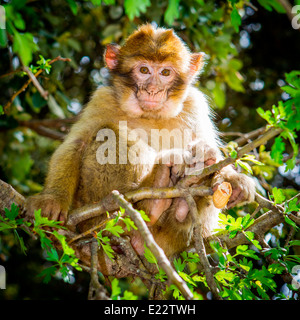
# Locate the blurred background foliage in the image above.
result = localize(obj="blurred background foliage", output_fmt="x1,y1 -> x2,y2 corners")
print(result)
0,0 -> 299,299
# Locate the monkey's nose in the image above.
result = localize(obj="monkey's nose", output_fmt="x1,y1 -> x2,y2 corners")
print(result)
146,85 -> 162,95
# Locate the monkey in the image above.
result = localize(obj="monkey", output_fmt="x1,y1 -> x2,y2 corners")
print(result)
25,24 -> 256,260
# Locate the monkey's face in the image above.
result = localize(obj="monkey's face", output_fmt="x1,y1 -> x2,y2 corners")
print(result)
104,24 -> 205,119
119,60 -> 189,119
134,61 -> 176,110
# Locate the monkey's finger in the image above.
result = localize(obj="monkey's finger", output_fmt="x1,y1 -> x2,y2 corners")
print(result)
227,188 -> 243,208
58,210 -> 68,224
204,157 -> 216,167
171,163 -> 185,178
148,199 -> 172,225
175,198 -> 189,222
48,202 -> 62,221
153,165 -> 171,187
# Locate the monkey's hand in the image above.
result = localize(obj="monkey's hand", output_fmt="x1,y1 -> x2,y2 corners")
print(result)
24,193 -> 69,222
167,140 -> 218,187
212,167 -> 256,209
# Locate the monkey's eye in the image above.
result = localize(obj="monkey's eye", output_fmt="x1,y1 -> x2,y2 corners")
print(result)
140,67 -> 150,74
161,69 -> 171,76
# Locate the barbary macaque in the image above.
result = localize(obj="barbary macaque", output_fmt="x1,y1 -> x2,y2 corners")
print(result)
25,24 -> 255,258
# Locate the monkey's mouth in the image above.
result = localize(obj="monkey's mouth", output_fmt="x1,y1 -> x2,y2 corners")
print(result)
139,99 -> 165,110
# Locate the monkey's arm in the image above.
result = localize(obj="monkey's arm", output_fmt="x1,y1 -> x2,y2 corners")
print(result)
24,91 -> 111,221
24,131 -> 89,221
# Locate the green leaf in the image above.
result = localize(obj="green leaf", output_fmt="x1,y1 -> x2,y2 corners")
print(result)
287,198 -> 300,212
213,82 -> 226,109
272,187 -> 286,204
38,266 -> 57,284
257,0 -> 286,12
66,0 -> 78,15
239,257 -> 253,272
181,251 -> 200,263
0,29 -> 7,47
268,263 -> 286,274
105,220 -> 124,237
164,0 -> 180,25
241,154 -> 264,166
124,0 -> 151,20
121,290 -> 138,300
33,209 -> 63,229
257,107 -> 275,125
288,240 -> 300,247
139,210 -> 150,222
111,278 -> 122,299
236,245 -> 260,260
4,203 -> 19,220
271,136 -> 285,164
122,217 -> 137,232
230,6 -> 242,32
45,248 -> 59,262
236,160 -> 253,174
284,215 -> 299,229
101,242 -> 115,260
173,257 -> 185,272
144,244 -> 158,266
155,268 -> 167,282
241,214 -> 255,229
178,271 -> 197,287
90,0 -> 102,4
52,231 -> 75,256
12,31 -> 38,66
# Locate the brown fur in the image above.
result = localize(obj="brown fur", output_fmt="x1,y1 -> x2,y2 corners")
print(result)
25,24 -> 255,260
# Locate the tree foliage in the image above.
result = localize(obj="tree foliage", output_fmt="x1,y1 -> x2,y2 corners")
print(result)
0,0 -> 300,300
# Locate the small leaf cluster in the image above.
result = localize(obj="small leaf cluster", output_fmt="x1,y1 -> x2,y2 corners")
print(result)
110,278 -> 138,300
32,209 -> 82,283
0,203 -> 30,255
29,55 -> 52,75
0,204 -> 82,284
224,142 -> 264,175
211,240 -> 278,300
95,207 -> 148,260
211,206 -> 300,300
271,187 -> 300,231
257,71 -> 300,171
217,213 -> 261,249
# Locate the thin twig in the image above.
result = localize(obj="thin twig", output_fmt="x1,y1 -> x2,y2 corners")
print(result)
3,56 -> 71,114
179,126 -> 283,186
22,66 -> 49,100
185,193 -> 222,300
111,190 -> 194,300
88,240 -> 111,300
66,185 -> 213,229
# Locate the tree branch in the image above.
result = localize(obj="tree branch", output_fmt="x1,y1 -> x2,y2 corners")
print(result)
111,190 -> 194,300
66,185 -> 213,229
185,193 -> 222,300
179,126 -> 283,187
88,240 -> 111,300
3,56 -> 71,114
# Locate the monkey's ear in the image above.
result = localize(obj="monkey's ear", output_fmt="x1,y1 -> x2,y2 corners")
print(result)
104,44 -> 120,70
189,52 -> 206,76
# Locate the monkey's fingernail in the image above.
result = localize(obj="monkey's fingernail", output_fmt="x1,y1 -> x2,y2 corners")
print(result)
213,182 -> 232,209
